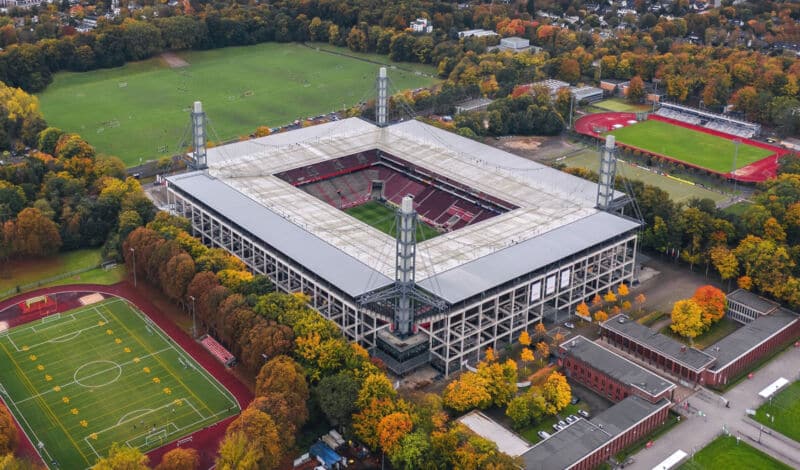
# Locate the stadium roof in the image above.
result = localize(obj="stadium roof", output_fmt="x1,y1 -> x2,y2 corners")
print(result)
168,118 -> 637,303
560,335 -> 675,399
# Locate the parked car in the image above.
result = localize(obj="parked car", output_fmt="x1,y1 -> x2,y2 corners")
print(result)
568,414 -> 579,422
565,416 -> 576,424
558,420 -> 567,427
537,431 -> 551,440
552,424 -> 562,431
571,396 -> 581,405
564,322 -> 575,329
578,409 -> 590,418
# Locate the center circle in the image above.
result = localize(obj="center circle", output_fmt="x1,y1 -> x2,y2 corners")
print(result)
74,360 -> 122,388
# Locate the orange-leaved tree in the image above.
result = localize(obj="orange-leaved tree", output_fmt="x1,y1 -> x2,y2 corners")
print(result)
377,412 -> 414,453
534,322 -> 547,339
535,341 -> 549,362
594,310 -> 608,323
692,285 -> 726,324
576,301 -> 590,319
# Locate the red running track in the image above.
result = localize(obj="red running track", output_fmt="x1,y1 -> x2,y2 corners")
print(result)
0,282 -> 254,469
574,112 -> 787,183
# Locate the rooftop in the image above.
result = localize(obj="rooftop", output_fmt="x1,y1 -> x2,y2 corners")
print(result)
168,118 -> 637,303
707,308 -> 798,372
727,289 -> 780,315
561,335 -> 675,398
457,411 -> 532,457
522,396 -> 670,470
601,315 -> 716,372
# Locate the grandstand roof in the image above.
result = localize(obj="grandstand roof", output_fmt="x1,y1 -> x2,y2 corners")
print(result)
169,118 -> 637,303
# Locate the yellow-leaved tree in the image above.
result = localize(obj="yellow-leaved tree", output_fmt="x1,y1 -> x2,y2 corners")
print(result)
442,372 -> 492,412
670,299 -> 707,342
594,310 -> 608,323
541,371 -> 571,415
618,283 -> 629,297
519,330 -> 531,347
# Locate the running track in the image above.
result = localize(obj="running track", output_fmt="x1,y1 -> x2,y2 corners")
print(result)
0,282 -> 254,469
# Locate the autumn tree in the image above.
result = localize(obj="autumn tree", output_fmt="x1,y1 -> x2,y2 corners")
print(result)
670,299 -> 707,341
353,398 -> 412,450
535,341 -> 549,362
692,285 -> 726,325
603,290 -> 617,303
627,76 -> 645,103
484,347 -> 496,362
477,359 -> 518,407
594,310 -> 608,323
506,395 -> 532,428
216,431 -> 261,470
226,408 -> 282,470
534,322 -> 547,339
163,253 -> 195,302
155,447 -> 199,470
240,321 -> 293,371
635,293 -> 646,310
8,207 -> 61,257
377,412 -> 414,453
93,443 -> 149,470
389,431 -> 430,470
518,330 -> 531,347
0,402 -> 17,455
442,372 -> 491,412
255,355 -> 309,431
541,371 -> 571,415
357,373 -> 397,409
618,283 -> 629,297
521,347 -> 534,370
591,293 -> 602,307
576,301 -> 590,319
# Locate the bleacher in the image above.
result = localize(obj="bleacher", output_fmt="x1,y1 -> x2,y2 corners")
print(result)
655,103 -> 760,139
200,335 -> 236,367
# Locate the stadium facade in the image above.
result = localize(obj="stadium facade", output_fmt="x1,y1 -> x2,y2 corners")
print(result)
166,117 -> 639,376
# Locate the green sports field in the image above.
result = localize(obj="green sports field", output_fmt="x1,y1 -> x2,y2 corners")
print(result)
37,43 -> 438,166
607,120 -> 773,173
679,434 -> 792,469
0,297 -> 239,468
754,380 -> 800,442
345,201 -> 440,241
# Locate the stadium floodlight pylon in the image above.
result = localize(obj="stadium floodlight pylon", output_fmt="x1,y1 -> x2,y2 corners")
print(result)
376,67 -> 388,127
189,101 -> 207,170
596,135 -> 618,211
358,195 -> 445,337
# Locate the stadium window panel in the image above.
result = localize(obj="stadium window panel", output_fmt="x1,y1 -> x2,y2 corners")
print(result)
545,276 -> 556,295
530,282 -> 542,303
560,270 -> 571,289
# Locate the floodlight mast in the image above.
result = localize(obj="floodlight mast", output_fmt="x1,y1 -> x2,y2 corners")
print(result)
377,67 -> 388,127
190,101 -> 207,170
596,135 -> 618,210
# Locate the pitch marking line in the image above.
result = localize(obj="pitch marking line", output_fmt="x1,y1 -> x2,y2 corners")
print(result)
9,304 -> 116,352
116,409 -> 154,426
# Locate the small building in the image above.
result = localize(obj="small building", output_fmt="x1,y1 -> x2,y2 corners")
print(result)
497,36 -> 533,53
410,18 -> 433,34
531,79 -> 570,98
458,29 -> 499,39
571,86 -> 604,103
599,79 -> 630,97
522,396 -> 671,470
560,335 -> 676,403
455,98 -> 494,114
457,410 -> 532,457
726,288 -> 779,324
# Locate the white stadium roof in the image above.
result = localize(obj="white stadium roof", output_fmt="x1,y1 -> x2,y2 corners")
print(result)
168,118 -> 637,303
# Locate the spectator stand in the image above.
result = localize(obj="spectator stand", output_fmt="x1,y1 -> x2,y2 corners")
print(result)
199,334 -> 236,367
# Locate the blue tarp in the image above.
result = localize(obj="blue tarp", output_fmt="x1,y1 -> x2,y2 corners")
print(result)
310,441 -> 342,467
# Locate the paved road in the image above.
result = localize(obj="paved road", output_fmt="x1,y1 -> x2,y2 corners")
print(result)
628,344 -> 800,470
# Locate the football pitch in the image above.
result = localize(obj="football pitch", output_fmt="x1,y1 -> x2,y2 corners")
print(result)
679,434 -> 792,470
346,201 -> 440,241
37,42 -> 438,166
0,297 -> 239,468
607,120 -> 773,173
754,380 -> 800,442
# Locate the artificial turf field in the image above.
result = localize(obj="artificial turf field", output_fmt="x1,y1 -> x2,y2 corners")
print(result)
0,297 -> 239,468
37,42 -> 438,166
606,119 -> 773,173
345,201 -> 440,241
678,434 -> 792,469
754,380 -> 800,442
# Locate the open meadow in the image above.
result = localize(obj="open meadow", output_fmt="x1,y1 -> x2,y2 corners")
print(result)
0,297 -> 239,468
38,43 -> 438,166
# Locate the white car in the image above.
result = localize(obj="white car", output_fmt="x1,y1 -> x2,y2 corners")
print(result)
578,409 -> 590,418
564,322 -> 575,329
537,431 -> 551,440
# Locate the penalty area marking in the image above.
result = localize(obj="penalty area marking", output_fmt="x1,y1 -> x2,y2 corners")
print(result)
116,409 -> 154,426
48,330 -> 82,343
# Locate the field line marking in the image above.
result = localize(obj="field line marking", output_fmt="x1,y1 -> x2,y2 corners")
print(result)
1,392 -> 55,466
116,409 -> 154,425
128,304 -> 240,410
6,333 -> 21,352
0,340 -> 92,466
83,435 -> 102,460
102,304 -> 216,416
11,305 -> 114,351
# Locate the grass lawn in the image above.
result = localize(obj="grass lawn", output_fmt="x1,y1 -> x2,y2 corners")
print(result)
678,434 -> 793,470
723,201 -> 753,217
518,403 -> 587,444
592,98 -> 651,113
345,200 -> 440,241
562,148 -> 727,203
606,120 -> 772,173
0,298 -> 239,468
660,317 -> 740,350
38,42 -> 438,166
754,381 -> 800,442
0,249 -> 104,293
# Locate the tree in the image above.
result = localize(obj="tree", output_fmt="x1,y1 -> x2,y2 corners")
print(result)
541,371 -> 571,415
216,431 -> 261,470
0,402 -> 17,455
377,412 -> 414,453
692,285 -> 726,324
8,207 -> 61,257
163,253 -> 195,302
155,448 -> 199,470
576,301 -> 590,319
738,275 -> 753,290
506,395 -> 531,428
603,290 -> 617,303
518,330 -> 531,347
477,359 -> 518,407
389,431 -> 430,470
357,373 -> 397,409
635,293 -> 646,310
255,355 -> 309,430
617,283 -> 629,297
240,321 -> 293,371
594,310 -> 608,323
670,299 -> 707,341
353,398 -> 410,450
591,293 -> 602,307
484,347 -> 495,362
521,348 -> 534,370
534,322 -> 546,339
442,372 -> 491,412
628,76 -> 646,103
558,58 -> 580,83
709,246 -> 738,285
226,408 -> 282,470
93,443 -> 149,470
315,371 -> 360,426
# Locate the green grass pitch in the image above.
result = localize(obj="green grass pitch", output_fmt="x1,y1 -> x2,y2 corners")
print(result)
345,201 -> 440,241
606,120 -> 773,173
37,42 -> 438,166
754,380 -> 800,442
678,434 -> 792,469
0,298 -> 239,468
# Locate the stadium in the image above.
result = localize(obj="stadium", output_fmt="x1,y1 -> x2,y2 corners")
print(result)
574,103 -> 789,183
166,98 -> 640,376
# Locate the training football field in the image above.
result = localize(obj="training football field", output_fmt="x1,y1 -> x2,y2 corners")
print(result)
606,119 -> 773,173
0,298 -> 239,469
346,201 -> 440,241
